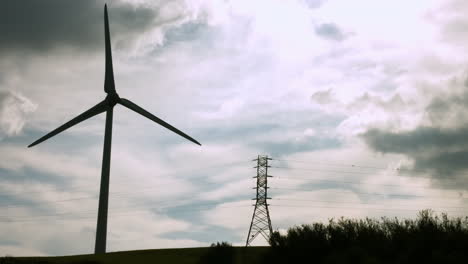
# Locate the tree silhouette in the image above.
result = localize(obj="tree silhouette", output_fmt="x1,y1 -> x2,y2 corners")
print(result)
265,210 -> 468,264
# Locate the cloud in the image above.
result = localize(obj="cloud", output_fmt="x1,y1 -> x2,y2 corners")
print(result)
0,0 -> 206,57
0,1 -> 136,54
315,23 -> 346,41
310,88 -> 415,138
361,74 -> 468,190
425,81 -> 468,129
0,91 -> 37,139
303,0 -> 326,9
347,93 -> 407,113
432,0 -> 468,52
311,89 -> 336,105
362,127 -> 468,188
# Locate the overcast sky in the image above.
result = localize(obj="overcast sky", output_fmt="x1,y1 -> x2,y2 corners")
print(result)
2,0 -> 468,256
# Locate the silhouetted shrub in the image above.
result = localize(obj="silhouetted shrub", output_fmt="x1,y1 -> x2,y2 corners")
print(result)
265,210 -> 468,264
198,241 -> 234,264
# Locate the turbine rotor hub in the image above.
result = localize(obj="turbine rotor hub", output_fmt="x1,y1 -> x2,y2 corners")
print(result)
106,92 -> 120,107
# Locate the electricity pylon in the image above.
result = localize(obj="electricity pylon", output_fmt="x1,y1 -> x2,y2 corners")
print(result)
246,155 -> 273,246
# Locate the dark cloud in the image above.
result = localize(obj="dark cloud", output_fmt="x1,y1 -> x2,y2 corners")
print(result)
0,0 -> 157,55
425,85 -> 468,126
362,127 -> 468,188
363,127 -> 468,156
361,79 -> 468,189
315,23 -> 346,41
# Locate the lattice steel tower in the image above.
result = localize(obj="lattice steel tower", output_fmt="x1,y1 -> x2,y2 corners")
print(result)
246,155 -> 273,246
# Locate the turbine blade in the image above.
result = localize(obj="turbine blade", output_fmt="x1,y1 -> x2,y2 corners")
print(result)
28,101 -> 108,148
104,4 -> 115,94
119,98 -> 201,146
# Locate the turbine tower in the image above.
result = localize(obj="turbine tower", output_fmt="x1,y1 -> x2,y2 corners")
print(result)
28,4 -> 201,254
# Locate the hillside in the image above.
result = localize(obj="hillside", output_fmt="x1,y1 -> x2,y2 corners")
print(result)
5,210 -> 468,264
1,247 -> 269,264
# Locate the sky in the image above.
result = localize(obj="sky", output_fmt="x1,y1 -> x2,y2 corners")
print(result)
2,0 -> 468,256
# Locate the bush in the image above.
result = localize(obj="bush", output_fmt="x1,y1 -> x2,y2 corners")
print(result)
198,241 -> 234,264
265,210 -> 468,264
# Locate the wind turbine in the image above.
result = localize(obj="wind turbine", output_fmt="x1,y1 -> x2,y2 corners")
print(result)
28,4 -> 201,254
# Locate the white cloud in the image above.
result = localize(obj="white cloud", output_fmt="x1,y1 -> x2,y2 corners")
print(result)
0,91 -> 37,139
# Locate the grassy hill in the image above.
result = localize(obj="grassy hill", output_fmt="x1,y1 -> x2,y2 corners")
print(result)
5,210 -> 468,264
1,247 -> 269,264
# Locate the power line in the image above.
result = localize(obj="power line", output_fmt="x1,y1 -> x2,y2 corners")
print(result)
0,204 -> 251,224
269,164 -> 468,182
0,159 -> 251,198
3,177 -> 465,214
3,157 -> 468,226
273,198 -> 468,210
271,165 -> 393,175
2,175 -> 462,210
0,161 -> 253,208
0,195 -> 99,209
6,200 -> 464,224
1,194 -> 252,218
270,187 -> 467,200
272,158 -> 388,170
270,204 -> 468,213
2,159 -> 464,209
272,176 -> 442,190
0,177 -> 253,209
0,200 -> 252,222
271,158 -> 468,178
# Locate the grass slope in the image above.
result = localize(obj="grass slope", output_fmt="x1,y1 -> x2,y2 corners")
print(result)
3,247 -> 269,264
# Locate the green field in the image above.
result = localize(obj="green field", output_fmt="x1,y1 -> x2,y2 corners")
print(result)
2,247 -> 269,264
